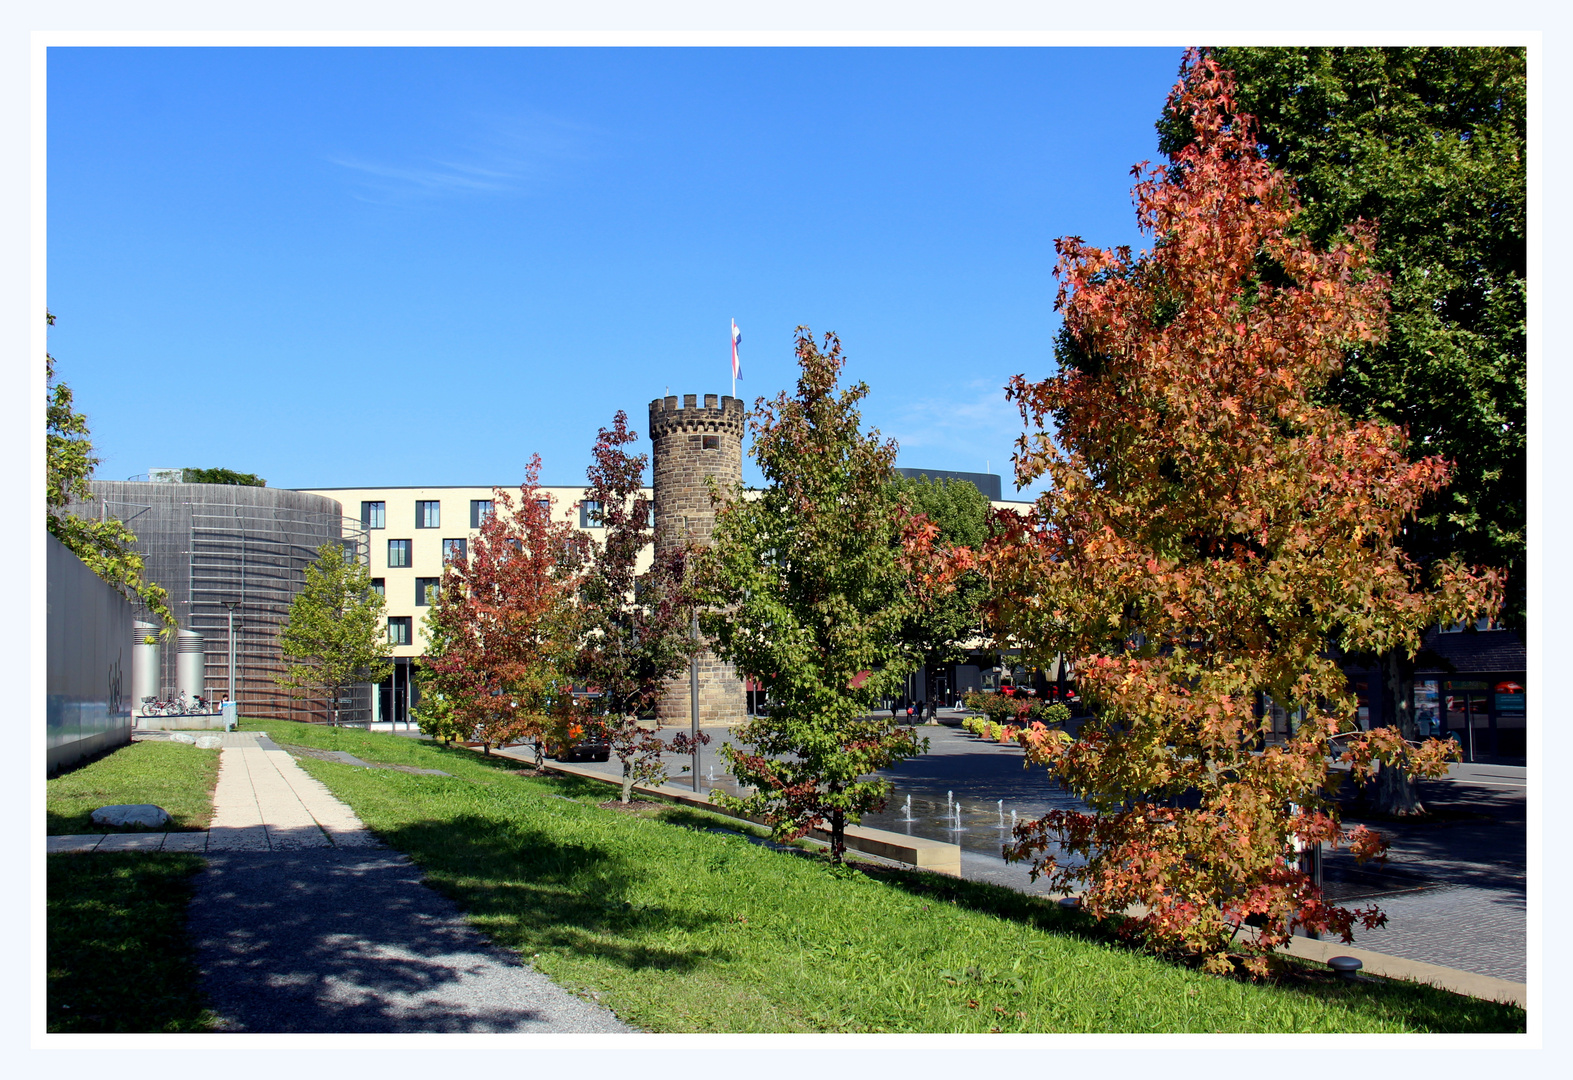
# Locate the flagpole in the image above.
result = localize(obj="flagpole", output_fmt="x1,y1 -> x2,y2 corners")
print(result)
731,319 -> 736,399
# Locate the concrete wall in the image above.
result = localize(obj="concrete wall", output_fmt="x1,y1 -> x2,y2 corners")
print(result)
47,534 -> 134,773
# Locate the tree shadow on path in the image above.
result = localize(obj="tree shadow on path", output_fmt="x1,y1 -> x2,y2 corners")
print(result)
189,845 -> 634,1034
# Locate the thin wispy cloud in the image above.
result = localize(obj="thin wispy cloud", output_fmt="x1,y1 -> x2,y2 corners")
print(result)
329,108 -> 600,205
881,380 -> 1029,489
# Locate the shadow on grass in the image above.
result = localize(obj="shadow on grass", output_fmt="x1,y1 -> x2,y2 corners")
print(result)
375,812 -> 731,977
861,862 -> 1523,1031
48,852 -> 215,1033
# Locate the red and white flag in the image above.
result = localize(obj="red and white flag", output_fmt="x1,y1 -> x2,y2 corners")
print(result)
731,319 -> 743,381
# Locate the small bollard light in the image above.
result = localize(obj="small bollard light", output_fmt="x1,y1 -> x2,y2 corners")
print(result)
1328,955 -> 1363,981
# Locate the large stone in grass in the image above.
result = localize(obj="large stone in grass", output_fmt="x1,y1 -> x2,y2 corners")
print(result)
194,735 -> 223,749
171,732 -> 197,744
91,804 -> 170,829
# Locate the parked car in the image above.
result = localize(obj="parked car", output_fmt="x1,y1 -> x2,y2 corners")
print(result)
541,690 -> 612,762
544,736 -> 611,763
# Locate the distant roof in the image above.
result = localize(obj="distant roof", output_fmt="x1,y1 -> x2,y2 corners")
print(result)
893,468 -> 1002,502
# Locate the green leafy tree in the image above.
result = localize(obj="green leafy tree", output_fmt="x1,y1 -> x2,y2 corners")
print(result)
412,604 -> 468,743
700,328 -> 930,863
277,542 -> 393,726
182,467 -> 266,486
45,313 -> 176,637
1156,47 -> 1524,811
887,474 -> 995,696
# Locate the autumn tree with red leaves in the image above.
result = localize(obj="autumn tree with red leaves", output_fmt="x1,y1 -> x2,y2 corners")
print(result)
422,456 -> 588,761
984,53 -> 1502,974
574,411 -> 705,803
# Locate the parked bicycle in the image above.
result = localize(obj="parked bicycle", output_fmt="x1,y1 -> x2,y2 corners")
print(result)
140,691 -> 211,715
141,694 -> 175,716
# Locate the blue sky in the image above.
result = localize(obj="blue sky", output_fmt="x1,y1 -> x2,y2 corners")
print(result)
46,46 -> 1185,496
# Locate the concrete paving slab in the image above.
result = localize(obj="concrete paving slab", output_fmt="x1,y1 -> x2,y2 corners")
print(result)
46,834 -> 103,853
96,832 -> 167,852
214,731 -> 268,749
207,739 -> 381,851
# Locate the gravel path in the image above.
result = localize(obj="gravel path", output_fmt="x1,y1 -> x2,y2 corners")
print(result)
189,848 -> 634,1033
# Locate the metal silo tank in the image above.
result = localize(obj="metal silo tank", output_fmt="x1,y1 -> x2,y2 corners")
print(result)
132,621 -> 160,715
177,630 -> 205,703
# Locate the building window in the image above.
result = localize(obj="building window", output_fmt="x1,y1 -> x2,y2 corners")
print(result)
388,539 -> 411,568
1440,616 -> 1501,633
362,501 -> 386,529
416,500 -> 441,529
702,434 -> 720,451
387,616 -> 412,646
370,577 -> 385,598
580,500 -> 604,528
415,577 -> 441,606
443,537 -> 467,563
471,499 -> 494,528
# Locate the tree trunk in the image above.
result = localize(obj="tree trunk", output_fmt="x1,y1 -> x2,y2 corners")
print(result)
622,760 -> 635,804
830,807 -> 846,865
1371,648 -> 1425,815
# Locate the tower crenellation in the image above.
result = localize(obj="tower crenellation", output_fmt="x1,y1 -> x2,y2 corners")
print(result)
648,393 -> 746,553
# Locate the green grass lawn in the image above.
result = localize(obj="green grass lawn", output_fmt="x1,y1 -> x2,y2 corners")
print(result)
248,719 -> 1526,1034
47,852 -> 217,1033
47,741 -> 222,834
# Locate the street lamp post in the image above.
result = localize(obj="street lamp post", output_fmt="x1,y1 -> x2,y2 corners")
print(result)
221,600 -> 240,707
690,605 -> 701,792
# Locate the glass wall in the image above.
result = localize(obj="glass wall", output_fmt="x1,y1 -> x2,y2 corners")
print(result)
1430,676 -> 1526,761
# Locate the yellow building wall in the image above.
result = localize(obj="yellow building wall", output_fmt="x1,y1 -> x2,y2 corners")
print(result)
298,485 -> 654,658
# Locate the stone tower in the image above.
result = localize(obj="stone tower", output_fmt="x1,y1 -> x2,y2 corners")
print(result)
649,392 -> 747,725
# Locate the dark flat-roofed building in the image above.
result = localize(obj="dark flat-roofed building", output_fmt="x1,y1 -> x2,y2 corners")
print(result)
894,467 -> 1003,502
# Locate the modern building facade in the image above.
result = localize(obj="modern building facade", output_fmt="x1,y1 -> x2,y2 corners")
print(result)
75,479 -> 364,723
